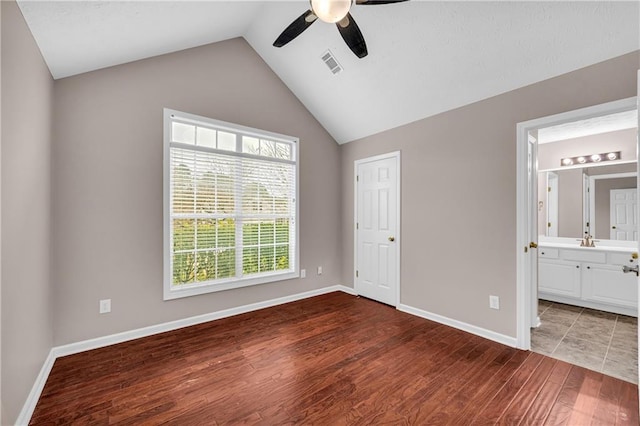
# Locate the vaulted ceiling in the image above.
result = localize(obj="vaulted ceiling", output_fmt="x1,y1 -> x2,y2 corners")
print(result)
17,1 -> 640,144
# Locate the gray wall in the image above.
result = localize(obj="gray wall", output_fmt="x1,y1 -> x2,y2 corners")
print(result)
1,1 -> 54,423
340,51 -> 639,338
52,38 -> 342,345
595,177 -> 637,239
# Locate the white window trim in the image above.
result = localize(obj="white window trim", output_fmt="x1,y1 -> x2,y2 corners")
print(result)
163,108 -> 300,300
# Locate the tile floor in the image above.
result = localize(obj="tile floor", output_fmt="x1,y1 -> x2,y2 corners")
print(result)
531,300 -> 638,384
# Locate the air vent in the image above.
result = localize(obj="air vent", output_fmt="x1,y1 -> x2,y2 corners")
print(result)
321,50 -> 343,75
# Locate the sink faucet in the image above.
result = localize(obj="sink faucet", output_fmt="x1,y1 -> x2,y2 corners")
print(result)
580,233 -> 596,247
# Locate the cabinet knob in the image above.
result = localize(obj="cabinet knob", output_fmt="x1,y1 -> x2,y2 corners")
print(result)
587,266 -> 591,269
576,265 -> 579,268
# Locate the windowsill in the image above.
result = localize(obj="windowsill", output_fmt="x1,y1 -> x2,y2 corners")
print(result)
163,269 -> 299,300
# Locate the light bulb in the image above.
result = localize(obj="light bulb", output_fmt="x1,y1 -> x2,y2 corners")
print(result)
577,156 -> 586,164
562,158 -> 573,166
607,152 -> 617,160
311,0 -> 352,23
591,154 -> 601,162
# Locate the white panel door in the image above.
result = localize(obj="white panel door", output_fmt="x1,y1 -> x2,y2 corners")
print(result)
610,188 -> 637,240
355,153 -> 399,306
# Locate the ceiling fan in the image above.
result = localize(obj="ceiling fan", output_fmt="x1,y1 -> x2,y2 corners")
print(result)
273,0 -> 409,59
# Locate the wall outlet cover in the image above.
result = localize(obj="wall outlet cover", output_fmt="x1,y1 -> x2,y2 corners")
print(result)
100,299 -> 111,314
489,295 -> 500,310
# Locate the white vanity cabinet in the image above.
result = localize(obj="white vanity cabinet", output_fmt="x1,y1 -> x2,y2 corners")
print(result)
538,246 -> 638,316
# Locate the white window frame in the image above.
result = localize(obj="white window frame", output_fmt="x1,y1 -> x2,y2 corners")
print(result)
163,108 -> 300,300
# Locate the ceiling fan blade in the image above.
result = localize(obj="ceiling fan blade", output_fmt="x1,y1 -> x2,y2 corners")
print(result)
356,0 -> 409,4
273,10 -> 318,47
336,13 -> 368,58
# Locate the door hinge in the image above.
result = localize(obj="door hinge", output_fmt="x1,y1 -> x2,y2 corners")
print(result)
356,222 -> 359,230
548,187 -> 551,192
356,175 -> 359,182
356,270 -> 359,278
548,222 -> 551,228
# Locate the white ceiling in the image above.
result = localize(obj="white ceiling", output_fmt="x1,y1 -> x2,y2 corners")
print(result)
17,1 -> 640,144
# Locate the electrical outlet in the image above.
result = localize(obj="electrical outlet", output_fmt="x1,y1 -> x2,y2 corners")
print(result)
99,299 -> 111,314
317,266 -> 323,275
489,295 -> 500,310
300,269 -> 306,278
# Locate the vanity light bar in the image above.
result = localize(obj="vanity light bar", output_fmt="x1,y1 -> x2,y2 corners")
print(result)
560,151 -> 621,167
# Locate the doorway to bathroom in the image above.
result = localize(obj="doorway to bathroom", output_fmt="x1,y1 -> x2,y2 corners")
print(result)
516,97 -> 639,384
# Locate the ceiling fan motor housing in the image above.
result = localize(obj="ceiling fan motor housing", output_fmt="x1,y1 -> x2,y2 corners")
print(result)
310,0 -> 353,23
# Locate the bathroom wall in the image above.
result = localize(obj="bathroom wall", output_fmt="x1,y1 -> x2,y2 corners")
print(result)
538,128 -> 637,170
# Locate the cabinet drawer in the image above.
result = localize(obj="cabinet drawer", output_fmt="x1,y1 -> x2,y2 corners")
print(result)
539,248 -> 559,259
609,252 -> 637,266
561,249 -> 606,264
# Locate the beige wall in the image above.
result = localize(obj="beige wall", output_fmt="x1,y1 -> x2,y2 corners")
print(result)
538,128 -> 637,170
1,1 -> 54,423
52,38 -> 342,345
340,51 -> 639,338
594,177 -> 637,239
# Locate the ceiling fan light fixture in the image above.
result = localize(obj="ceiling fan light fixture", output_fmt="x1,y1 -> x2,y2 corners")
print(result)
311,0 -> 352,23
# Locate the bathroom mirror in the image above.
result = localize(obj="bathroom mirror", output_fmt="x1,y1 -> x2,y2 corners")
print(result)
536,113 -> 638,241
538,162 -> 637,239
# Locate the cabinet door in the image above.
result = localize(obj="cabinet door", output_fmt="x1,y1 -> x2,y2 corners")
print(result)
582,263 -> 638,309
538,259 -> 581,297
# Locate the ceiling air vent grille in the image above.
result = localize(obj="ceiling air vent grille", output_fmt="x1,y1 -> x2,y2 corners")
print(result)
321,50 -> 343,75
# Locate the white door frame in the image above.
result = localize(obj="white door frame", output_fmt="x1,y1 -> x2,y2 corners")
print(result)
516,96 -> 637,349
636,70 -> 639,401
353,151 -> 401,307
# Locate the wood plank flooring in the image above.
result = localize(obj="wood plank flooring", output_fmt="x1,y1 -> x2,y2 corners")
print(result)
31,292 -> 638,425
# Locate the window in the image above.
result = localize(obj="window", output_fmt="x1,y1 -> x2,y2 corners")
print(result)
164,109 -> 299,300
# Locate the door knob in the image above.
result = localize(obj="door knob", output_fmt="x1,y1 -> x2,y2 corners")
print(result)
529,242 -> 538,249
388,236 -> 395,242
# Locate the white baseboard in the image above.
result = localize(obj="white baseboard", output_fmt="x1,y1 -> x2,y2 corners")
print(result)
15,349 -> 56,426
18,284 -> 354,424
397,303 -> 518,348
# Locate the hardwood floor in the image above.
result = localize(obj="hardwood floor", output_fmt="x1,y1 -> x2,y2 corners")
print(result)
31,292 -> 638,425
